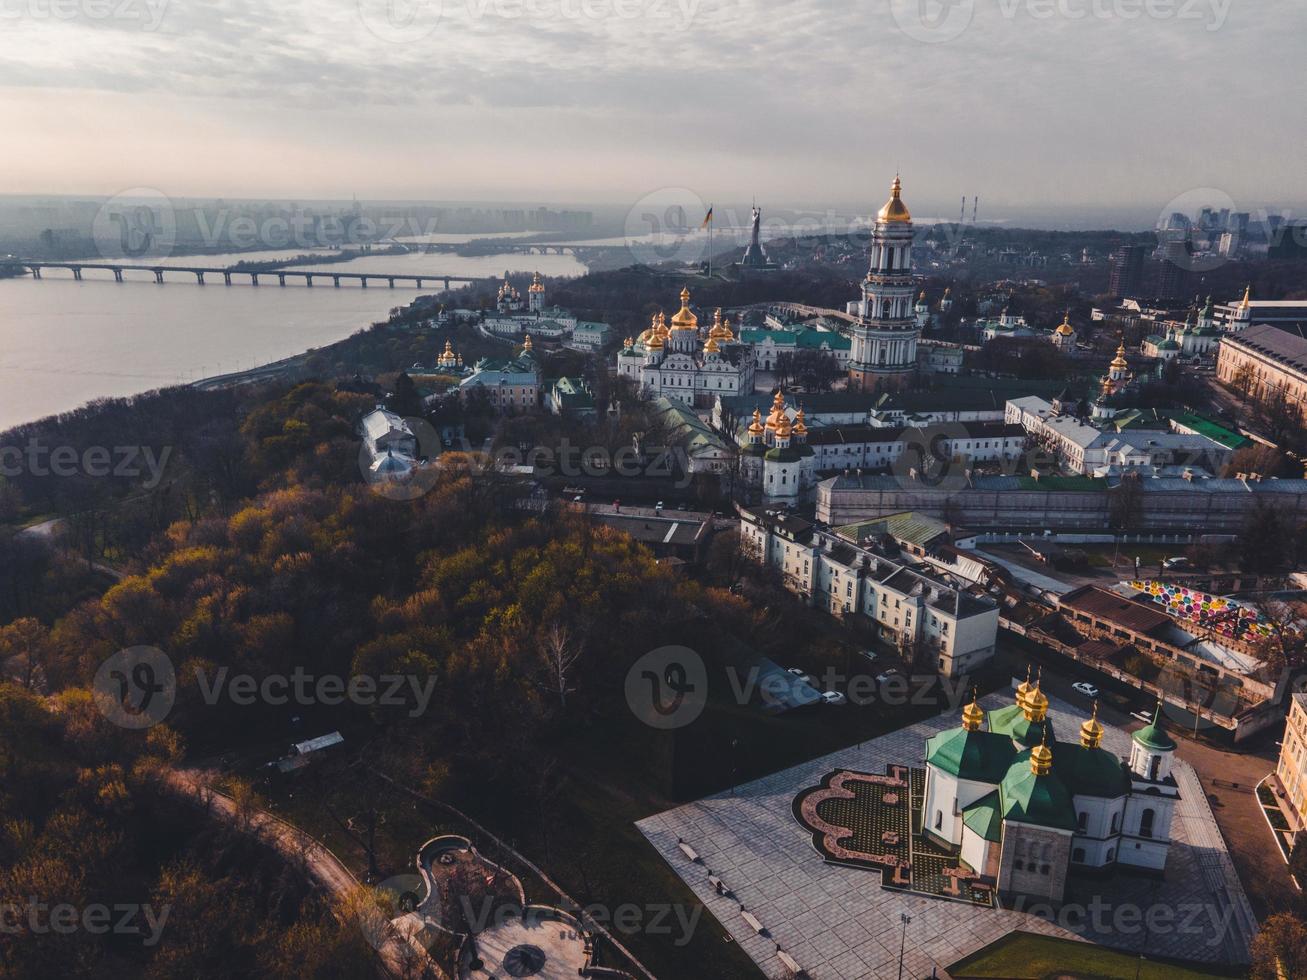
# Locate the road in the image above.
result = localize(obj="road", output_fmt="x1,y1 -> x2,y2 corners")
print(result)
16,518 -> 126,581
163,768 -> 448,979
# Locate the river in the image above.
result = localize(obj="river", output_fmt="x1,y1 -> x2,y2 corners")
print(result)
0,245 -> 588,433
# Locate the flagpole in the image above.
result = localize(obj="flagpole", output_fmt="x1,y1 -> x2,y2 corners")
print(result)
708,206 -> 713,279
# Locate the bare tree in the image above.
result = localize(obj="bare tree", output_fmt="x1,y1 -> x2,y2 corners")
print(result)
538,622 -> 582,710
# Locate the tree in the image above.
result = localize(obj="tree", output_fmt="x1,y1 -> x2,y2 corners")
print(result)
1230,362 -> 1255,400
1241,502 -> 1289,572
1108,472 -> 1144,531
537,622 -> 581,711
1250,912 -> 1307,980
0,617 -> 52,691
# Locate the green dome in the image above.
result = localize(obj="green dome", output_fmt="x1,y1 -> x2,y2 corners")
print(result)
999,750 -> 1078,831
1133,706 -> 1176,752
988,705 -> 1055,749
1158,340 -> 1180,351
926,728 -> 1017,783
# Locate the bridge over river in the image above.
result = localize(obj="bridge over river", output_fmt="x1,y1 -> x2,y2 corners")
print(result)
4,259 -> 489,290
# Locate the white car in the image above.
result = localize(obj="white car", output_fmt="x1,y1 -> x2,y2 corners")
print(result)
820,691 -> 847,706
1162,557 -> 1191,570
1072,682 -> 1100,699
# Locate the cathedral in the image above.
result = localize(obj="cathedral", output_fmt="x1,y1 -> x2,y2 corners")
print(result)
617,288 -> 755,407
738,390 -> 817,503
847,176 -> 922,391
923,674 -> 1178,903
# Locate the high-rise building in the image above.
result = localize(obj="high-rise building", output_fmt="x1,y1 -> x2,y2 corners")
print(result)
1107,244 -> 1145,298
1155,240 -> 1191,301
848,176 -> 920,391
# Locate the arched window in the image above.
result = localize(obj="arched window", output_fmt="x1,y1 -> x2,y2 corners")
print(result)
1110,813 -> 1120,834
1106,846 -> 1116,862
1077,812 -> 1088,832
1140,808 -> 1155,839
934,810 -> 943,831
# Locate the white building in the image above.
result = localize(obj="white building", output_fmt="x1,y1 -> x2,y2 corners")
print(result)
848,176 -> 921,391
617,290 -> 756,407
740,507 -> 999,677
923,685 -> 1178,903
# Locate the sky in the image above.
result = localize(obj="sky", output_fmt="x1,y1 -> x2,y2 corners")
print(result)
1,0 -> 1304,227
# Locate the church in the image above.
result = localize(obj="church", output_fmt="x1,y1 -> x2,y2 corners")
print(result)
616,288 -> 756,407
847,176 -> 923,391
923,674 -> 1179,903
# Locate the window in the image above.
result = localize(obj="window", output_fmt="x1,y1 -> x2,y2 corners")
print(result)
1140,808 -> 1155,838
934,811 -> 942,831
1110,813 -> 1120,834
1072,848 -> 1086,863
1077,812 -> 1088,832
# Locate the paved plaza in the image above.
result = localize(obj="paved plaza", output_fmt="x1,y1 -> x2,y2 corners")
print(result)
636,693 -> 1257,980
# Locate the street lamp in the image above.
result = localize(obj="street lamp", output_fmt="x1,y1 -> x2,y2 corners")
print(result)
897,912 -> 911,980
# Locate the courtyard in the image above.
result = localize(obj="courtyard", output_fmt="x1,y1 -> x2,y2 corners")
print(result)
636,692 -> 1257,980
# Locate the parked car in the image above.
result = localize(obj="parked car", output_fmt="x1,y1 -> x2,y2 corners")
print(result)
820,691 -> 847,706
1162,556 -> 1191,571
1072,681 -> 1100,699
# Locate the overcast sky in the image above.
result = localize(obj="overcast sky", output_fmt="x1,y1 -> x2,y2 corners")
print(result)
1,0 -> 1303,225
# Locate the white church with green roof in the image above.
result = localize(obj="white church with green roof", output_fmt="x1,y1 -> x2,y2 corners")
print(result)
923,673 -> 1179,903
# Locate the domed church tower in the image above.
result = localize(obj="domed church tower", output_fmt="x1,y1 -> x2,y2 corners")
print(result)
849,176 -> 921,391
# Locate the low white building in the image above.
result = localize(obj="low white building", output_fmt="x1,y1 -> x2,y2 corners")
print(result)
740,507 -> 999,677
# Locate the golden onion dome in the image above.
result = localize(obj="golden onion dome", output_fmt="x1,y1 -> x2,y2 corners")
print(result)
775,413 -> 793,438
877,175 -> 911,224
522,334 -> 533,351
747,408 -> 764,436
1056,313 -> 1075,337
720,315 -> 735,341
1015,665 -> 1034,710
1110,344 -> 1129,369
646,331 -> 664,350
709,308 -> 731,341
623,336 -> 634,349
1030,731 -> 1054,776
792,408 -> 808,437
529,272 -> 545,293
671,287 -> 698,330
1025,683 -> 1049,722
655,311 -> 670,338
1080,702 -> 1105,749
704,336 -> 720,354
962,693 -> 985,732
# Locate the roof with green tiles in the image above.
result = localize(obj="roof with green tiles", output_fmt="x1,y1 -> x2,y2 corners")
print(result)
1052,743 -> 1130,798
925,728 -> 1018,784
835,511 -> 950,550
999,751 -> 1078,831
962,791 -> 1003,843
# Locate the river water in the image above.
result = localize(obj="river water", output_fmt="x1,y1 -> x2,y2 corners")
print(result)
0,246 -> 587,433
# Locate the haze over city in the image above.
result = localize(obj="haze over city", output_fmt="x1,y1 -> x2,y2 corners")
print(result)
2,0 -> 1305,224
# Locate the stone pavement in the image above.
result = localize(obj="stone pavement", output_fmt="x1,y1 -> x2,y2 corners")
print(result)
636,694 -> 1256,980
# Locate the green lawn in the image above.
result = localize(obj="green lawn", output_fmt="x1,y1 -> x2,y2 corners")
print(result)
949,931 -> 1243,980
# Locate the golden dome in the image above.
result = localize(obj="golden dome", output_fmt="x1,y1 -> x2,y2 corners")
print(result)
1056,313 -> 1075,337
792,408 -> 808,437
765,391 -> 786,430
671,287 -> 698,330
747,408 -> 764,436
1015,665 -> 1034,710
623,336 -> 634,349
709,308 -> 731,341
719,315 -> 735,342
877,175 -> 911,224
1110,344 -> 1129,370
1024,680 -> 1049,722
1030,730 -> 1054,776
704,336 -> 720,354
1240,284 -> 1252,309
646,331 -> 664,350
962,692 -> 985,732
522,334 -> 533,351
775,413 -> 793,438
1080,701 -> 1105,749
529,272 -> 545,293
655,311 -> 670,338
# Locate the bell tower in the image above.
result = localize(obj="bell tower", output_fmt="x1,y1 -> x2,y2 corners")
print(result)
850,176 -> 921,391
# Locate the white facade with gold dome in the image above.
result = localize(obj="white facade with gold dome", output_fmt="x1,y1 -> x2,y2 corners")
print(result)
616,288 -> 755,407
848,176 -> 922,392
